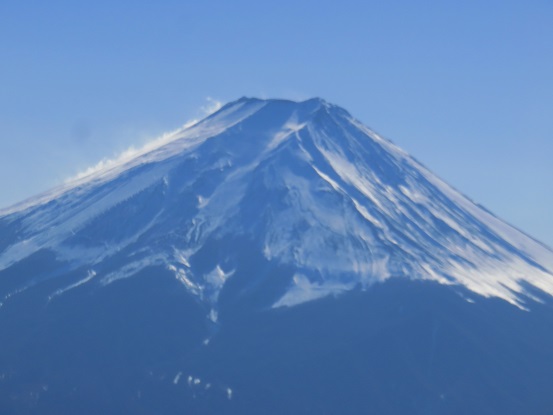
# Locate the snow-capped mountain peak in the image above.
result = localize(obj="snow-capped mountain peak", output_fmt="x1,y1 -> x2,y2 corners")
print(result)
1,97 -> 553,313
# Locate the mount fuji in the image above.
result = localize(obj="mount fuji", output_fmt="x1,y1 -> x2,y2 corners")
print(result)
1,98 -> 553,414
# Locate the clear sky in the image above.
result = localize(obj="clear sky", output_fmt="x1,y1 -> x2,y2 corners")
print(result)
1,1 -> 552,246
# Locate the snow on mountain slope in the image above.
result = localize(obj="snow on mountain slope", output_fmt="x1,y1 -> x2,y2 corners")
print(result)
1,97 -> 552,312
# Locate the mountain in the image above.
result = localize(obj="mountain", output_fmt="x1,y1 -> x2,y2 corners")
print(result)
1,97 -> 553,414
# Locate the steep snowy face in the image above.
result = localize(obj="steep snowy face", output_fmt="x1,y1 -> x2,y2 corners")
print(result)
1,97 -> 553,311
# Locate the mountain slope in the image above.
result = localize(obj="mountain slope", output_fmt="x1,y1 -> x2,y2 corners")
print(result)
1,97 -> 552,312
1,98 -> 553,415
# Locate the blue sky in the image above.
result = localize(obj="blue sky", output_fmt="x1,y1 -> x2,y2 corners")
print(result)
1,1 -> 552,246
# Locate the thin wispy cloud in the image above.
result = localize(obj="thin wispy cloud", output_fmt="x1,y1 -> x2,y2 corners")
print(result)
67,97 -> 223,183
200,97 -> 224,116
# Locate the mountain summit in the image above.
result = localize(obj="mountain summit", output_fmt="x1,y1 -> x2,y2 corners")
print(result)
2,97 -> 552,311
1,98 -> 553,414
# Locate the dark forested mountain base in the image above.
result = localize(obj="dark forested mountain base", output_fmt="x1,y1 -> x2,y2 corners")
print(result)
2,270 -> 553,415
